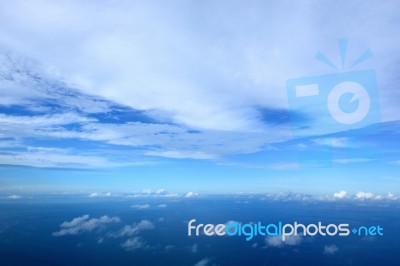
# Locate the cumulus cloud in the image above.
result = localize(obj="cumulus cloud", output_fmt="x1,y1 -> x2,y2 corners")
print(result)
355,191 -> 375,200
387,192 -> 398,200
60,214 -> 90,228
155,188 -> 167,194
131,204 -> 150,209
324,244 -> 339,255
265,235 -> 303,248
121,237 -> 149,251
185,192 -> 199,198
113,220 -> 154,238
193,258 -> 212,266
52,214 -> 120,236
333,190 -> 347,199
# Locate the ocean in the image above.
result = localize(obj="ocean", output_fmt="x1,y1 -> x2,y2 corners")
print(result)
0,195 -> 399,266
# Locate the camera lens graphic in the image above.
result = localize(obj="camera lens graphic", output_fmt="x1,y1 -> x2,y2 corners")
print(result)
327,81 -> 371,124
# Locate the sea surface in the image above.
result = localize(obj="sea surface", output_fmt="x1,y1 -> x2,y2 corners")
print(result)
0,195 -> 399,266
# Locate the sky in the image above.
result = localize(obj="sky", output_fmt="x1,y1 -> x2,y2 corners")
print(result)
0,0 -> 399,195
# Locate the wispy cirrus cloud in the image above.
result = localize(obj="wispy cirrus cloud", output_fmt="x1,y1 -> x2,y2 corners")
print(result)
0,151 -> 111,168
0,41 -> 398,173
2,0 -> 399,130
0,56 -> 288,167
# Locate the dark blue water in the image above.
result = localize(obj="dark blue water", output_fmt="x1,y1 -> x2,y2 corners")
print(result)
0,196 -> 398,265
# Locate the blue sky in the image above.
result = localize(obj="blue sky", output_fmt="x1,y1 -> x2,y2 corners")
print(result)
0,0 -> 399,195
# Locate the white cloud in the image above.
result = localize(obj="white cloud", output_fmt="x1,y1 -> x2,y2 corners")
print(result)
0,113 -> 94,126
265,235 -> 303,248
0,139 -> 21,148
7,194 -> 21,199
125,190 -> 180,199
261,191 -> 400,202
52,214 -> 120,236
333,190 -> 347,199
324,244 -> 339,255
65,122 -> 278,158
0,151 -> 112,168
387,192 -> 398,200
60,214 -> 90,228
0,51 -> 290,166
155,188 -> 167,194
374,195 -> 384,200
332,158 -> 375,164
355,191 -> 375,200
114,220 -> 154,238
157,204 -> 167,208
189,243 -> 198,254
0,108 -> 284,164
262,191 -> 317,202
145,150 -> 218,160
121,237 -> 148,251
141,189 -> 152,194
185,192 -> 199,198
2,0 -> 398,135
313,138 -> 348,148
193,258 -> 212,266
131,204 -> 150,209
88,192 -> 111,198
